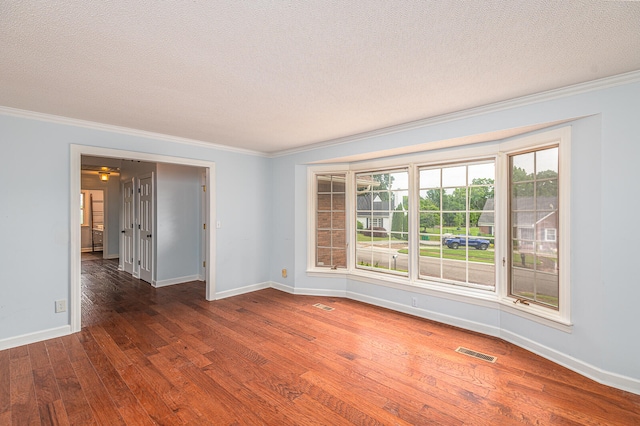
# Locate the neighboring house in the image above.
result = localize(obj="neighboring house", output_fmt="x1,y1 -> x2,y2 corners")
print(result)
356,193 -> 392,231
478,196 -> 558,252
477,198 -> 496,236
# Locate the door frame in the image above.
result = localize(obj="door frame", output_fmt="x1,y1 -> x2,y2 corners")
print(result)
137,172 -> 154,284
70,145 -> 216,333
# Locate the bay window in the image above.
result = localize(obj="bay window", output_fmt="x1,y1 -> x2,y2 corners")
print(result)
308,127 -> 570,325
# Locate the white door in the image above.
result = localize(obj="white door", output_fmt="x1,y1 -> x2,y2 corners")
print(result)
138,174 -> 154,283
122,179 -> 135,274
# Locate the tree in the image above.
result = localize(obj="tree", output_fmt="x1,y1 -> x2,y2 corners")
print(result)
391,205 -> 408,240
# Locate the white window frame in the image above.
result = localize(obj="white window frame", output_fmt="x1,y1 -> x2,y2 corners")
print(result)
415,158 -> 497,291
306,127 -> 571,330
497,127 -> 571,327
307,165 -> 351,275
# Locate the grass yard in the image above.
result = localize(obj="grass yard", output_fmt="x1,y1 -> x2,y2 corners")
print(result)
398,246 -> 495,264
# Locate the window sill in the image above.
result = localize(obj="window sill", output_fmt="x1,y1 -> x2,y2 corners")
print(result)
499,298 -> 573,333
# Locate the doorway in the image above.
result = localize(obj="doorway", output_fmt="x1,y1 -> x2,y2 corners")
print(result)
71,145 -> 216,333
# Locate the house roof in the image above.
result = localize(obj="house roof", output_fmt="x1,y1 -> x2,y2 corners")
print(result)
357,194 -> 391,217
478,197 -> 557,227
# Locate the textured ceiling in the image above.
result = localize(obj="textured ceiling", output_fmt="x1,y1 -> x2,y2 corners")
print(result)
1,1 -> 640,154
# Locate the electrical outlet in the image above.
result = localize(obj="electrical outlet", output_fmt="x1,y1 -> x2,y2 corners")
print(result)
282,268 -> 287,278
411,297 -> 417,307
55,299 -> 67,313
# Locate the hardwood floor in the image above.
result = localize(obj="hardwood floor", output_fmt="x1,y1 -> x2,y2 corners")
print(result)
2,259 -> 639,425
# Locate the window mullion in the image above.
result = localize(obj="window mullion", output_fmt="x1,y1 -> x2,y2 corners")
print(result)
408,164 -> 419,282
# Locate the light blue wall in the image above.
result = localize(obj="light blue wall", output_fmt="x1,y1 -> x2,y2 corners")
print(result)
0,114 -> 271,341
271,80 -> 640,384
0,78 -> 638,390
155,163 -> 203,283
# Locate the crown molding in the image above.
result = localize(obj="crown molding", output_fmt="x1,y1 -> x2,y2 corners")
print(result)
0,106 -> 267,158
269,70 -> 640,158
2,70 -> 639,158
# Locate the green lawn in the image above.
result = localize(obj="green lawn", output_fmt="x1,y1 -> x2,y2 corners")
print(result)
357,233 -> 407,242
398,246 -> 495,264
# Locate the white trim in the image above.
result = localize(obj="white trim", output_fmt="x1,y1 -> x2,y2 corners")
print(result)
271,70 -> 640,158
498,127 -> 571,325
2,72 -> 638,159
347,290 -> 500,337
153,275 -> 202,288
500,330 -> 640,396
214,282 -> 272,300
0,325 -> 71,351
0,106 -> 265,157
306,166 -> 350,272
70,144 -> 217,332
270,281 -> 348,298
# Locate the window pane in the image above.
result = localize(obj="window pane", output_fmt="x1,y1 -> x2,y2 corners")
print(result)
511,152 -> 534,181
468,163 -> 495,183
536,180 -> 557,210
355,170 -> 409,277
469,186 -> 494,211
536,147 -> 558,178
420,169 -> 440,188
442,166 -> 466,187
318,193 -> 331,210
509,148 -> 559,308
512,182 -> 534,210
315,174 -> 347,269
317,211 -> 331,229
442,188 -> 466,211
418,161 -> 495,289
419,212 -> 441,234
317,176 -> 332,192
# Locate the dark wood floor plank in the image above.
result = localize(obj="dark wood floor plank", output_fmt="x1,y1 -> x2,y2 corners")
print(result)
45,339 -> 96,425
77,328 -> 156,426
5,258 -> 640,424
0,349 -> 11,418
9,348 -> 40,426
62,334 -> 126,426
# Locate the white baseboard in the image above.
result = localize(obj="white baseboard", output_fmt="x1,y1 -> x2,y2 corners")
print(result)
270,281 -> 347,297
500,330 -> 640,396
215,281 -> 271,300
346,290 -> 501,338
104,253 -> 119,260
0,325 -> 71,351
153,275 -> 202,288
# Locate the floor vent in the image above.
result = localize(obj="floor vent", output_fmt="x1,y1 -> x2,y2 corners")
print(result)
455,347 -> 497,363
313,303 -> 334,312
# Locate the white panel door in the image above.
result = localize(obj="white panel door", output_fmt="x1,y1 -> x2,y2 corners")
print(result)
138,175 -> 154,283
122,179 -> 135,274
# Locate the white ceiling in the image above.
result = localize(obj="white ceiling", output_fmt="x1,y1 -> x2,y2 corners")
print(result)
1,1 -> 639,154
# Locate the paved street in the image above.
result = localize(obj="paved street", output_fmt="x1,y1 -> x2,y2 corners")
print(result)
355,242 -> 558,301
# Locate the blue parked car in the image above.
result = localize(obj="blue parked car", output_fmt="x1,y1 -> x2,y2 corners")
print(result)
443,236 -> 490,250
